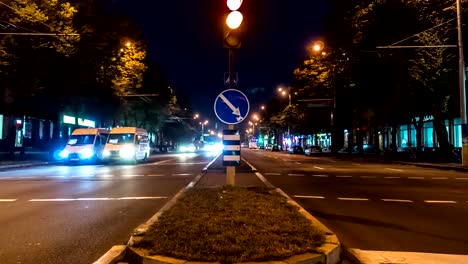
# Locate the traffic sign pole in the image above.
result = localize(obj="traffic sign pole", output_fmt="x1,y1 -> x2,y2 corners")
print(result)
227,124 -> 235,186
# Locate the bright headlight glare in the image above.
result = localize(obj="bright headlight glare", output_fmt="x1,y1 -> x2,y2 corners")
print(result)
80,149 -> 94,159
120,146 -> 135,159
59,150 -> 69,159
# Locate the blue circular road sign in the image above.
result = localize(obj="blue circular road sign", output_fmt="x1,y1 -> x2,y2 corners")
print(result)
214,89 -> 250,125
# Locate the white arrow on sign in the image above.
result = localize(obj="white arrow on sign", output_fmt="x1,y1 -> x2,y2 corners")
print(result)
219,93 -> 241,117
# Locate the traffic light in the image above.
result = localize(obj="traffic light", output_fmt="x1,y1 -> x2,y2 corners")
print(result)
224,0 -> 243,49
15,119 -> 23,130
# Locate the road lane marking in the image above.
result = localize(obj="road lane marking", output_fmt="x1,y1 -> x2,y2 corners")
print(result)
122,174 -> 144,177
382,199 -> 413,203
360,176 -> 376,178
408,177 -> 424,179
288,173 -> 305,176
172,173 -> 193,176
97,174 -> 114,177
294,162 -> 302,165
294,195 -> 325,199
311,174 -> 328,177
147,174 -> 164,177
385,168 -> 404,172
313,166 -> 324,170
352,163 -> 361,166
384,176 -> 401,179
29,196 -> 167,202
336,175 -> 353,178
265,173 -> 281,175
455,178 -> 468,180
0,199 -> 17,202
431,177 -> 448,180
338,197 -> 369,201
424,200 -> 457,204
348,249 -> 468,264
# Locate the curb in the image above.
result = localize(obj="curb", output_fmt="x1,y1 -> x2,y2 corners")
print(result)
243,159 -> 341,264
391,161 -> 468,172
95,154 -> 342,264
0,161 -> 59,170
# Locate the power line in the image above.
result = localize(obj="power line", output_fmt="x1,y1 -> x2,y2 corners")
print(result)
0,0 -> 59,32
0,19 -> 37,32
0,32 -> 79,36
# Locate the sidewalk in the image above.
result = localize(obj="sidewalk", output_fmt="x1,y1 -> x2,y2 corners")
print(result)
0,150 -> 56,169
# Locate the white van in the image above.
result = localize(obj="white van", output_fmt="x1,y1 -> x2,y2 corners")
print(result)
102,127 -> 150,163
59,128 -> 110,163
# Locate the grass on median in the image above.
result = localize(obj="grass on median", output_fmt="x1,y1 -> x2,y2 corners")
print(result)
133,186 -> 325,263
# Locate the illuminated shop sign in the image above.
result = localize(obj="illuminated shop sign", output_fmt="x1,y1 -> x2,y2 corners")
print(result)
63,115 -> 95,128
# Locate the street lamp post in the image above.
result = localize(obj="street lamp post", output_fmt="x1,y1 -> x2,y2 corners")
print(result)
456,0 -> 468,166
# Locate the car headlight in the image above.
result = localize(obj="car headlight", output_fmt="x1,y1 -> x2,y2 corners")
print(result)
59,150 -> 69,159
79,149 -> 95,159
120,146 -> 135,159
103,150 -> 110,157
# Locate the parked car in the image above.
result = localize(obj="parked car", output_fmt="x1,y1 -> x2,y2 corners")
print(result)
271,145 -> 280,151
288,145 -> 304,154
304,145 -> 322,156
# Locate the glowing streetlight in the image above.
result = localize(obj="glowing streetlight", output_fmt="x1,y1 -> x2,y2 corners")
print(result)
312,40 -> 324,52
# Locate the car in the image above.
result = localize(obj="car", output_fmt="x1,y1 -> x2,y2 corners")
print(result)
304,145 -> 322,156
288,145 -> 304,154
271,145 -> 280,151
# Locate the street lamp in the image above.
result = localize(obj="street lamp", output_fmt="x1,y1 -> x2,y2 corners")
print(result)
278,87 -> 291,106
200,120 -> 208,142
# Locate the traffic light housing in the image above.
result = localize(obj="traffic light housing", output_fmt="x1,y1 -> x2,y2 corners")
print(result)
224,0 -> 243,49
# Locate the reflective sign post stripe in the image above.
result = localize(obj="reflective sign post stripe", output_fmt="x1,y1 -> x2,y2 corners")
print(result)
223,129 -> 241,166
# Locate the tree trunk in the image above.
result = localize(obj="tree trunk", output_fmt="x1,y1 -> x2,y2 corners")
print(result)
391,124 -> 398,152
432,106 -> 451,161
412,116 -> 424,156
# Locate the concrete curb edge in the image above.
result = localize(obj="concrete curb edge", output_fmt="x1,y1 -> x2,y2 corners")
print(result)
243,159 -> 342,264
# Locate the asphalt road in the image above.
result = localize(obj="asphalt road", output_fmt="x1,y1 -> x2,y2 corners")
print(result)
242,149 -> 468,255
0,151 -> 218,264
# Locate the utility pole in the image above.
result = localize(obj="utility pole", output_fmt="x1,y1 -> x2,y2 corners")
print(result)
456,0 -> 468,166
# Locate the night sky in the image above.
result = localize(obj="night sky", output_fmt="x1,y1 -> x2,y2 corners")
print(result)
112,0 -> 330,123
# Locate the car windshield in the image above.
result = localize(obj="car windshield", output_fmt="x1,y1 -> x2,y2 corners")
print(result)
107,133 -> 135,144
67,134 -> 95,145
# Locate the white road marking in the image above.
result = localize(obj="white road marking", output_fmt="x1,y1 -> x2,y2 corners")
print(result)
455,178 -> 468,180
313,166 -> 324,170
294,195 -> 325,199
432,177 -> 448,180
264,173 -> 281,175
147,174 -> 164,177
360,176 -> 376,178
0,199 -> 17,202
385,168 -> 403,172
336,175 -> 353,178
311,174 -> 328,177
122,174 -> 144,177
338,197 -> 369,201
97,174 -> 114,177
288,173 -> 305,176
408,177 -> 424,179
424,200 -> 457,204
384,176 -> 401,179
0,177 -> 12,179
349,249 -> 468,264
352,163 -> 361,166
294,162 -> 302,165
29,196 -> 167,202
172,173 -> 193,176
382,199 -> 413,203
